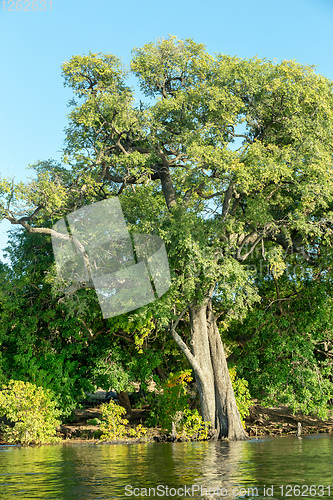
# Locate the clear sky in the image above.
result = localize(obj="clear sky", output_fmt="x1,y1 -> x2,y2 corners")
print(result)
0,0 -> 332,261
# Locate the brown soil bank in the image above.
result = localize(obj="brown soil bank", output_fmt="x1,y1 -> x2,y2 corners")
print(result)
245,402 -> 333,437
57,402 -> 333,442
58,407 -> 155,442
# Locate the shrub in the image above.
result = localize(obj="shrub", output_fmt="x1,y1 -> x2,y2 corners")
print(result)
147,370 -> 192,432
180,409 -> 210,440
94,403 -> 148,440
86,417 -> 102,425
128,424 -> 147,438
0,380 -> 61,445
99,400 -> 129,440
229,367 -> 252,427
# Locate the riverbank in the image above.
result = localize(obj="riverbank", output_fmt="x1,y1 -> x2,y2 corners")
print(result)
246,401 -> 333,437
2,402 -> 332,446
56,402 -> 333,443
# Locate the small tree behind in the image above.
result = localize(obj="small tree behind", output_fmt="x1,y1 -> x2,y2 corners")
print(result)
0,380 -> 61,445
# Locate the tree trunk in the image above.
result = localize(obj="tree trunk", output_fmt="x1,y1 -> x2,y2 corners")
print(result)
189,303 -> 217,428
206,302 -> 248,440
118,391 -> 132,416
171,300 -> 248,441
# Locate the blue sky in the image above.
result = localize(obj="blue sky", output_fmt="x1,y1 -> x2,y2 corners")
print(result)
0,0 -> 333,261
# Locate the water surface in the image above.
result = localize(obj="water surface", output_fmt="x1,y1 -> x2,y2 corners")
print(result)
0,435 -> 332,499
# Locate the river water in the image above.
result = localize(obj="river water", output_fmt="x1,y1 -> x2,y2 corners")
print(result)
0,435 -> 332,499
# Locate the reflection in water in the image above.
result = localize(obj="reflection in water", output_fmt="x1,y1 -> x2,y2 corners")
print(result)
0,435 -> 332,499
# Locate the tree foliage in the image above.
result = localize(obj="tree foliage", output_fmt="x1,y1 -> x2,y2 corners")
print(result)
228,273 -> 333,418
0,230 -> 165,415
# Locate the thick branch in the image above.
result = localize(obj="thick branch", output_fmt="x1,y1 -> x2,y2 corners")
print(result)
155,150 -> 177,209
5,216 -> 93,281
236,231 -> 262,261
221,183 -> 234,221
196,183 -> 223,200
170,307 -> 205,382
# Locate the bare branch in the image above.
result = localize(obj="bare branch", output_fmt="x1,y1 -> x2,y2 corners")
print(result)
228,125 -> 252,144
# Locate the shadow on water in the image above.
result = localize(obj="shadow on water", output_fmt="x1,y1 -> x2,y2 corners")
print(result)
0,435 -> 332,499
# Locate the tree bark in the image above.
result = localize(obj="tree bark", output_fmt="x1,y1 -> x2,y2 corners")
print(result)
187,301 -> 248,440
206,302 -> 248,440
189,302 -> 216,428
118,391 -> 132,416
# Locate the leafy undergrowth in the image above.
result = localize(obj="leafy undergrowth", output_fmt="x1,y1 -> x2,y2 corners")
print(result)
99,400 -> 147,441
0,380 -> 61,445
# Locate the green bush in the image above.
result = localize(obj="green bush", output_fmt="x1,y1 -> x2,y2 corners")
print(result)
0,380 -> 61,445
86,417 -> 102,425
229,367 -> 252,427
147,370 -> 192,432
128,424 -> 147,438
96,403 -> 149,440
99,400 -> 129,440
180,409 -> 211,440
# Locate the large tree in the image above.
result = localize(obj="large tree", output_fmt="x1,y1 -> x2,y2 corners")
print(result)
1,37 -> 333,439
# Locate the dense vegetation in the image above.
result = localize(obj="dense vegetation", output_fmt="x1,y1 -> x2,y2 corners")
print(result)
0,36 -> 333,441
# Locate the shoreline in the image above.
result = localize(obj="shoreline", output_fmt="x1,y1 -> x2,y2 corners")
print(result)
1,402 -> 333,446
245,402 -> 333,437
55,402 -> 333,443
